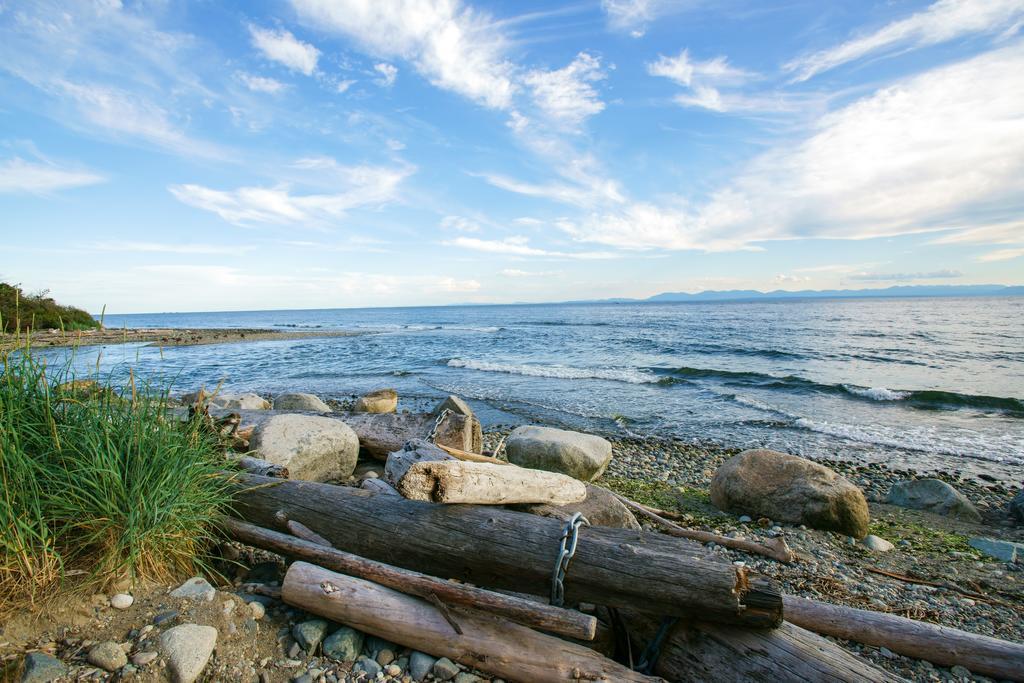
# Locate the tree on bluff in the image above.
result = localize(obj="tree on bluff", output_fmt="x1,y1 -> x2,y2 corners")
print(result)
0,282 -> 99,333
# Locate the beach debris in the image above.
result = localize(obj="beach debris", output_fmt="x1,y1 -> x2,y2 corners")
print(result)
229,454 -> 289,478
361,477 -> 401,495
397,459 -> 588,505
505,425 -> 613,481
341,408 -> 479,458
272,392 -> 332,413
887,478 -> 982,522
250,413 -> 359,482
710,449 -> 870,538
512,483 -> 641,530
385,439 -> 456,486
353,388 -> 399,414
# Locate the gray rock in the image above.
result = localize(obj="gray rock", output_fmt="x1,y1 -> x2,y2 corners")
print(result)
353,388 -> 398,414
505,425 -> 612,481
153,609 -> 179,625
364,636 -> 397,657
384,439 -> 455,486
20,652 -> 66,683
711,449 -> 870,538
273,392 -> 332,413
87,642 -> 126,672
170,576 -> 215,602
432,395 -> 483,452
183,391 -> 270,410
454,674 -> 480,683
950,665 -> 972,678
248,601 -> 266,620
251,413 -> 359,482
323,627 -> 363,662
131,651 -> 158,667
432,657 -> 460,681
887,479 -> 982,522
160,624 -> 218,683
110,593 -> 134,610
354,656 -> 382,677
861,534 -> 895,552
1010,488 -> 1024,524
408,651 -> 436,682
512,483 -> 640,530
293,619 -> 330,653
969,537 -> 1023,562
375,648 -> 395,666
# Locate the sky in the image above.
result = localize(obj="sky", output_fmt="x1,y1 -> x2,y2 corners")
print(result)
1,0 -> 1023,314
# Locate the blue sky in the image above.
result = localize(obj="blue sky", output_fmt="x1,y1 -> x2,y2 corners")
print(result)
1,0 -> 1023,313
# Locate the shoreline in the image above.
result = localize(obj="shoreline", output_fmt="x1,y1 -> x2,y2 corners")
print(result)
0,327 -> 363,351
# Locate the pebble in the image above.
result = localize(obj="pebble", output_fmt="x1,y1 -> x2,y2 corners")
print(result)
738,515 -> 752,523
384,664 -> 402,677
354,656 -> 382,677
453,674 -> 480,683
20,652 -> 67,683
160,624 -> 218,683
861,534 -> 895,552
87,641 -> 127,672
131,651 -> 158,666
153,609 -> 179,625
323,626 -> 363,662
375,648 -> 395,666
433,657 -> 459,681
409,651 -> 436,682
248,601 -> 266,620
169,576 -> 216,602
293,619 -> 331,654
110,593 -> 134,610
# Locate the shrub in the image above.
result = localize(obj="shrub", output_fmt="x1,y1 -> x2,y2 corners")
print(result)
0,348 -> 232,612
0,282 -> 99,333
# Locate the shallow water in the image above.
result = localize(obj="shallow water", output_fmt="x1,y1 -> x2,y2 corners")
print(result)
46,297 -> 1024,481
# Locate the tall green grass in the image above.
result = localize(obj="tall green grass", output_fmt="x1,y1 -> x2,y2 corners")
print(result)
0,347 -> 232,613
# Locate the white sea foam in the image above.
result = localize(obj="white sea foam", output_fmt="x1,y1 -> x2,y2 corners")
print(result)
447,358 -> 661,384
844,385 -> 911,401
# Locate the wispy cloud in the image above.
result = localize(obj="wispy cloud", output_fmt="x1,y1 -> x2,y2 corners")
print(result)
291,0 -> 515,109
523,52 -> 605,127
602,0 -> 701,37
0,156 -> 105,194
374,63 -> 398,87
647,49 -> 754,112
847,269 -> 963,281
238,72 -> 288,94
440,216 -> 482,233
87,241 -> 252,254
785,0 -> 1024,82
977,247 -> 1024,262
446,236 -> 616,259
249,25 -> 320,76
929,219 -> 1024,245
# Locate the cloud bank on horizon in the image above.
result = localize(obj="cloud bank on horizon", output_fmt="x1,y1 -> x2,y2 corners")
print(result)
1,0 -> 1022,313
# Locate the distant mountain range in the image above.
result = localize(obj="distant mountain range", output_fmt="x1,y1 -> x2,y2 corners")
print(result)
577,284 -> 1024,304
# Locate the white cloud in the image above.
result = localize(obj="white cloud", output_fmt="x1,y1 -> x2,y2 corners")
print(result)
374,62 -> 398,87
847,270 -> 963,281
446,236 -> 616,259
647,50 -> 760,113
501,268 -> 558,277
249,25 -> 320,76
434,277 -> 481,292
977,247 -> 1024,261
290,0 -> 515,109
169,158 -> 413,226
239,72 -> 288,94
785,0 -> 1024,82
0,156 -> 105,194
602,0 -> 699,37
558,46 -> 1024,251
929,219 -> 1024,245
335,79 -> 356,94
88,241 -> 252,254
523,52 -> 605,127
440,216 -> 481,233
774,274 -> 811,284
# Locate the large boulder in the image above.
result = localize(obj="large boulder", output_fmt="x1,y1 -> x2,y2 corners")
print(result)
182,391 -> 270,410
505,426 -> 612,481
354,389 -> 398,414
886,479 -> 982,523
710,449 -> 870,538
512,484 -> 640,530
1010,488 -> 1024,525
251,414 -> 359,482
273,392 -> 331,413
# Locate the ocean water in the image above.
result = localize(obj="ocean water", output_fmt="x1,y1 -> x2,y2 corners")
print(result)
49,297 -> 1024,481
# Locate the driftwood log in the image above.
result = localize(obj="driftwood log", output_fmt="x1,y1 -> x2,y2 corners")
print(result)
231,455 -> 288,478
283,562 -> 660,683
783,595 -> 1024,682
224,518 -> 598,641
360,478 -> 400,495
340,409 -> 480,459
623,610 -> 905,682
398,460 -> 588,505
230,474 -> 783,628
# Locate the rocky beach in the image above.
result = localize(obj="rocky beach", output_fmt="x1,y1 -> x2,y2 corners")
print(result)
3,380 -> 1022,683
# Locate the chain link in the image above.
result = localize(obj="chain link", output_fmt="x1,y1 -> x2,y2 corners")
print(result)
550,512 -> 590,607
426,408 -> 453,442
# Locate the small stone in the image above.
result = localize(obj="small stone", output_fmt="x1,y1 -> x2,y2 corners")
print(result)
279,659 -> 303,668
293,619 -> 331,654
408,652 -> 436,682
375,648 -> 395,666
292,675 -> 312,683
323,626 -> 363,663
131,651 -> 158,667
160,624 -> 218,683
861,534 -> 895,552
288,641 -> 302,659
169,576 -> 216,602
153,610 -> 179,625
969,537 -> 1023,563
87,641 -> 127,672
738,515 -> 752,523
951,665 -> 972,678
432,657 -> 459,681
384,664 -> 402,677
248,601 -> 266,620
20,652 -> 66,683
110,593 -> 134,610
354,656 -> 382,677
453,674 -> 480,683
364,636 -> 397,657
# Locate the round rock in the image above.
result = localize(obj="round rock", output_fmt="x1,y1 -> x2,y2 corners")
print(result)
353,388 -> 398,414
505,425 -> 612,481
251,413 -> 359,482
87,642 -> 127,672
273,392 -> 332,413
110,593 -> 134,610
159,624 -> 218,683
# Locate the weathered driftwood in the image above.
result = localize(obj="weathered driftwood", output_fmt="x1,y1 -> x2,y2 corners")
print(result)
609,490 -> 796,563
339,412 -> 478,459
360,478 -> 400,495
384,440 -> 455,486
224,519 -> 598,641
231,455 -> 288,478
230,474 -> 783,628
283,562 -> 659,683
783,595 -> 1024,682
398,460 -> 588,505
435,442 -> 508,465
623,610 -> 905,682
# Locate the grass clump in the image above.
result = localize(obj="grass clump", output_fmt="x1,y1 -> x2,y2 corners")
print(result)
0,282 -> 99,333
0,348 -> 232,613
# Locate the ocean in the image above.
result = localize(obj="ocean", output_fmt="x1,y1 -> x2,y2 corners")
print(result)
51,297 -> 1024,482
